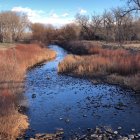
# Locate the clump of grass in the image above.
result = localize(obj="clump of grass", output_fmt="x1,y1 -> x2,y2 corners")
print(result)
0,43 -> 56,139
58,43 -> 140,91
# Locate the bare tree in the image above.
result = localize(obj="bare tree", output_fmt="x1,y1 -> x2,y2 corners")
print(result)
30,23 -> 46,42
45,24 -> 56,44
61,23 -> 78,41
112,8 -> 125,43
90,13 -> 103,39
103,10 -> 115,42
127,0 -> 140,11
0,11 -> 29,43
75,14 -> 91,40
123,0 -> 140,15
109,7 -> 136,43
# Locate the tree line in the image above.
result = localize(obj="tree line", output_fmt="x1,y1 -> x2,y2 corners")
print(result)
30,0 -> 140,44
0,0 -> 140,44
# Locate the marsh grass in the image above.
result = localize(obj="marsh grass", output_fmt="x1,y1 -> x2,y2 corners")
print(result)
58,41 -> 140,91
0,43 -> 56,139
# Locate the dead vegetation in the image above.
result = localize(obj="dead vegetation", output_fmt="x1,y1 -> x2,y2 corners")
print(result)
58,41 -> 140,92
0,43 -> 56,139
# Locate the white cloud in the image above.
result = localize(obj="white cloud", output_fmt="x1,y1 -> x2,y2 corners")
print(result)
11,6 -> 73,27
62,13 -> 69,17
39,17 -> 73,27
79,9 -> 87,14
51,13 -> 59,18
12,6 -> 44,17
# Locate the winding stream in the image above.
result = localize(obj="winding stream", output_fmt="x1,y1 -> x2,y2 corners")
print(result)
25,45 -> 140,139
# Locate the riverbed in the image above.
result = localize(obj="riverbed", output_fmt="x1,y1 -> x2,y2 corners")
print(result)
25,45 -> 140,139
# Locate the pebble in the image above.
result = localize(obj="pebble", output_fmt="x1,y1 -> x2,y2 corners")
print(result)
122,137 -> 128,140
46,76 -> 50,80
128,134 -> 134,139
83,114 -> 87,117
118,126 -> 122,130
32,94 -> 36,98
135,135 -> 139,139
87,128 -> 91,131
65,118 -> 70,123
59,117 -> 63,120
91,134 -> 98,138
98,135 -> 102,140
131,128 -> 135,132
114,131 -> 118,135
28,127 -> 140,140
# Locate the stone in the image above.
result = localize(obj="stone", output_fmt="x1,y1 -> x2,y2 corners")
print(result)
98,135 -> 102,140
109,136 -> 113,140
56,128 -> 64,135
35,133 -> 45,138
46,76 -> 50,79
17,138 -> 25,140
59,117 -> 63,120
80,135 -> 86,139
102,135 -> 109,140
87,128 -> 91,131
131,128 -> 135,132
95,127 -> 101,134
118,126 -> 122,130
114,131 -> 118,135
91,134 -> 98,138
65,118 -> 70,123
32,94 -> 36,98
47,133 -> 56,137
128,134 -> 134,139
121,137 -> 128,140
135,135 -> 139,139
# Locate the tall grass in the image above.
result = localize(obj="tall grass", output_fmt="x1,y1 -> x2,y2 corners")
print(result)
0,43 -> 56,139
58,42 -> 140,91
58,41 -> 102,55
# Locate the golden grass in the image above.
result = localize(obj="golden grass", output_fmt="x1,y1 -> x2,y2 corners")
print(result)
58,43 -> 140,91
0,43 -> 56,139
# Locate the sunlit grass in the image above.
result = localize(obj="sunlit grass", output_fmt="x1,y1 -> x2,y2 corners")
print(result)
0,43 -> 56,139
58,42 -> 140,91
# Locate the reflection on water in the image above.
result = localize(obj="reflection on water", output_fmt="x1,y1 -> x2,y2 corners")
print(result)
25,45 -> 140,138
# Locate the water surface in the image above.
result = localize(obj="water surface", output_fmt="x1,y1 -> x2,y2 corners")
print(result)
25,45 -> 140,138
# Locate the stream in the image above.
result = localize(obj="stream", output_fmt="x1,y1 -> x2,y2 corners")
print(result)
25,45 -> 140,139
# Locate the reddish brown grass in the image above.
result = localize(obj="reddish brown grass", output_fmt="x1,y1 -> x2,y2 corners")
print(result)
0,43 -> 56,139
58,41 -> 140,91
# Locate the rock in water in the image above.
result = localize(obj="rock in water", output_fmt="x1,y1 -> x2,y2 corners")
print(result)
128,134 -> 134,139
32,94 -> 36,98
114,131 -> 118,135
118,126 -> 122,130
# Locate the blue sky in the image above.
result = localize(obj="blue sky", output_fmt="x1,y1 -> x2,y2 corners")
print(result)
0,0 -> 125,26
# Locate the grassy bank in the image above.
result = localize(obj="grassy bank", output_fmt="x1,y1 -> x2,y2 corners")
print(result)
0,43 -> 56,139
58,41 -> 140,92
58,40 -> 140,54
